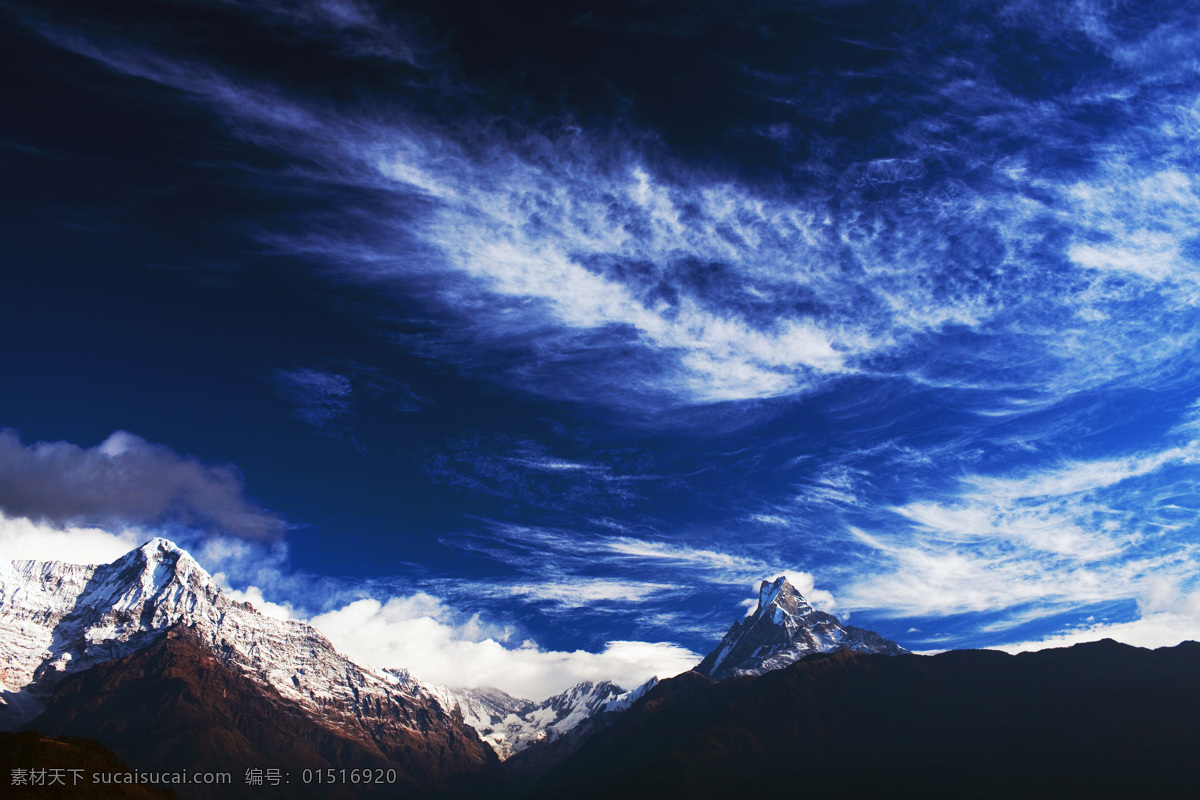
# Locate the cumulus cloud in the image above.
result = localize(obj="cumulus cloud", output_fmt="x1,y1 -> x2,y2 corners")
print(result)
0,512 -> 142,565
218,581 -> 298,622
0,429 -> 286,540
308,593 -> 699,700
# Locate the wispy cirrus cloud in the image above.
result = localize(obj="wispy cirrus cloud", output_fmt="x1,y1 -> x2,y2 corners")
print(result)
18,0 -> 1200,418
442,520 -> 837,614
271,367 -> 354,429
841,438 -> 1200,642
425,434 -> 648,510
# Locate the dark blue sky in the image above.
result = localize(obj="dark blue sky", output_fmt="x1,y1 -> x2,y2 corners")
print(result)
3,0 -> 1200,697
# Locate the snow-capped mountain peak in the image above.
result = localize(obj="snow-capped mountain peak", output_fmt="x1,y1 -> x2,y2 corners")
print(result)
1,538 -> 658,767
86,537 -> 220,619
0,538 -> 473,751
430,677 -> 659,760
695,576 -> 906,681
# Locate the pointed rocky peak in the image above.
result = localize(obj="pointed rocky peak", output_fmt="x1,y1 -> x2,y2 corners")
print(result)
753,576 -> 817,621
2,539 -> 497,772
695,576 -> 906,681
111,537 -> 197,580
92,536 -> 221,613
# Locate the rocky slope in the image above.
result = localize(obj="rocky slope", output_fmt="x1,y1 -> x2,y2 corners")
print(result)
695,575 -> 906,680
29,625 -> 498,799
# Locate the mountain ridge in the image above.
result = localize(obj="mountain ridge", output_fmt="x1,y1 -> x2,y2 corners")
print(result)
0,540 -> 911,791
26,623 -> 498,799
428,678 -> 656,761
0,539 -> 672,768
531,640 -> 1200,799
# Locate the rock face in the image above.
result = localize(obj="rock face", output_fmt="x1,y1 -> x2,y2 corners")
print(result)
0,539 -> 497,795
30,626 -> 498,799
695,576 -> 906,680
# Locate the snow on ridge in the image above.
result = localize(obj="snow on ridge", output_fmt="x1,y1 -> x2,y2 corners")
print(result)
430,677 -> 659,760
697,575 -> 907,681
0,538 -> 447,734
1,537 -> 665,759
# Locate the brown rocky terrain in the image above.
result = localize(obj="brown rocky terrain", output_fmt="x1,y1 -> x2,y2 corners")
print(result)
25,625 -> 499,800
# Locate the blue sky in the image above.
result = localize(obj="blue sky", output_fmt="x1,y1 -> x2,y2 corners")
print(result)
3,0 -> 1200,698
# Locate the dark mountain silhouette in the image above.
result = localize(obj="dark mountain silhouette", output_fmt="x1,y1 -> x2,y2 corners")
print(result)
530,639 -> 1200,799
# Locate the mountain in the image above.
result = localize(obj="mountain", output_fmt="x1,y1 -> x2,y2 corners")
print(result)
695,576 -> 906,680
28,625 -> 500,799
531,641 -> 1200,799
0,539 -> 496,795
429,678 -> 657,761
498,677 -> 658,782
0,537 -> 658,782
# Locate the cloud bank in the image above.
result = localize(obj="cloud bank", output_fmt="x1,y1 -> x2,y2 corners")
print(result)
0,429 -> 286,540
309,593 -> 699,700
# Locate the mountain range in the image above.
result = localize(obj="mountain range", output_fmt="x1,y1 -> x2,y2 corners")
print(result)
5,539 -> 1196,797
0,539 -> 498,797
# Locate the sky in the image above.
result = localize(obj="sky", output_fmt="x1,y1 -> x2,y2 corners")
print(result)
4,0 -> 1200,700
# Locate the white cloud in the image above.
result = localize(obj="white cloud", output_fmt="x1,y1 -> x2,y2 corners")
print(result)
487,579 -> 674,609
1065,170 -> 1200,282
965,442 -> 1200,501
404,160 -> 863,403
19,0 -> 1200,419
308,594 -> 699,700
995,585 -> 1200,654
217,581 -> 298,621
0,512 -> 141,565
456,522 -> 838,611
843,440 -> 1200,623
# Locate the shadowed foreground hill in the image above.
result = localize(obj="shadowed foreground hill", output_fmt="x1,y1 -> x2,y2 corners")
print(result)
0,731 -> 175,799
530,639 -> 1200,799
